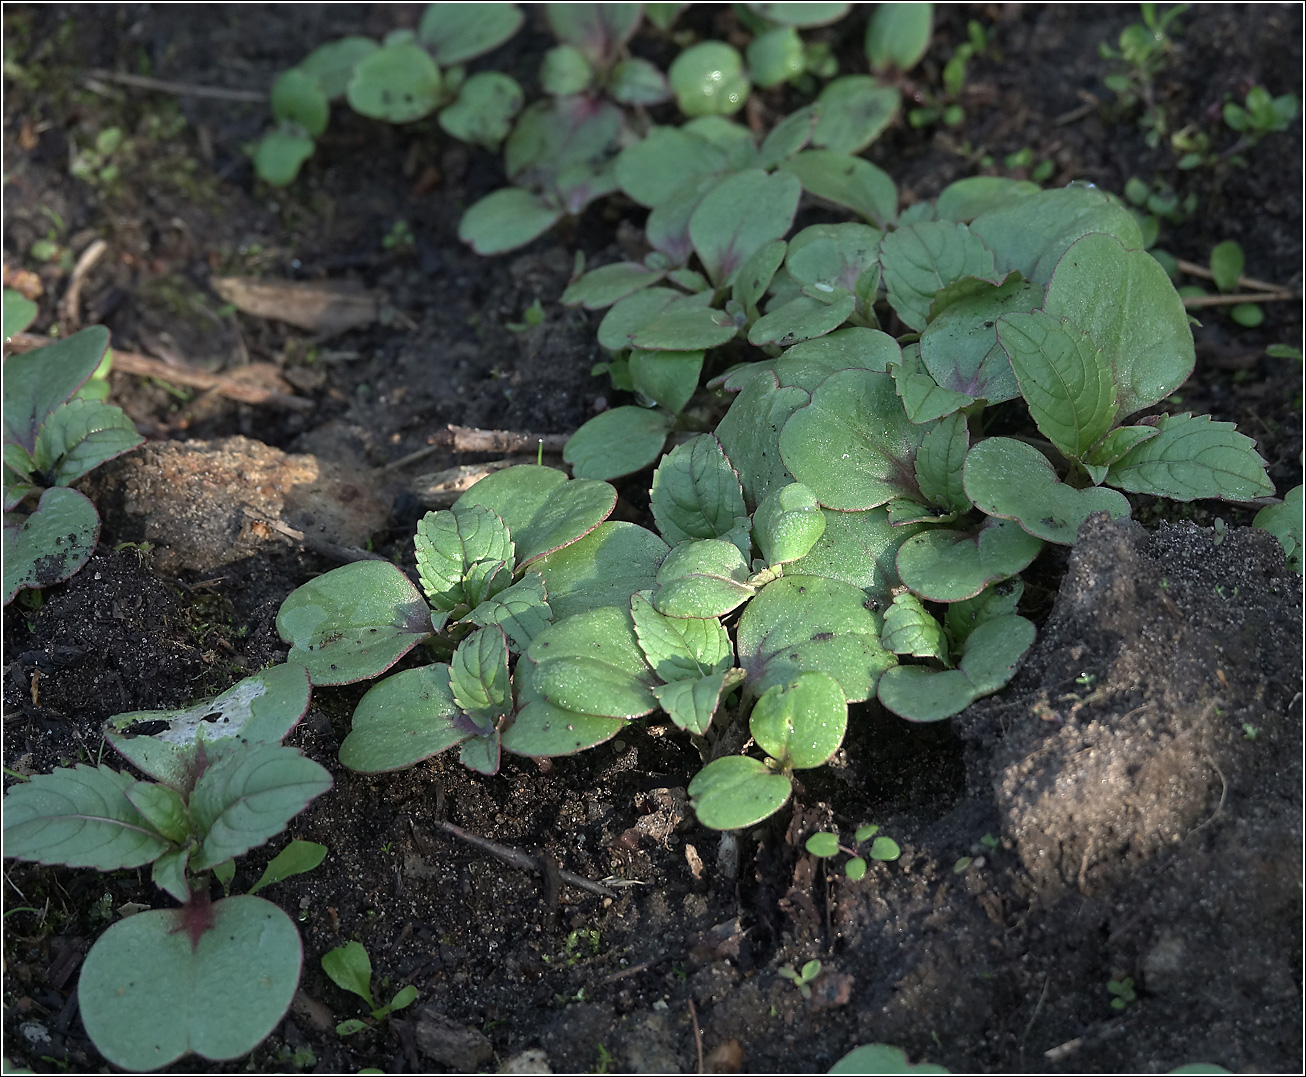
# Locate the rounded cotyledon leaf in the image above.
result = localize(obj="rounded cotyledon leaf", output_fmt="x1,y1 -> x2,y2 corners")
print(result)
525,606 -> 658,718
563,407 -> 673,481
896,517 -> 1043,602
532,521 -> 668,620
651,538 -> 754,619
3,486 -> 100,604
690,168 -> 802,288
501,655 -> 625,758
749,671 -> 847,769
751,482 -> 827,566
276,560 -> 432,686
964,436 -> 1132,544
786,506 -> 925,608
78,896 -> 301,1071
650,434 -> 747,544
688,755 -> 792,830
879,220 -> 996,332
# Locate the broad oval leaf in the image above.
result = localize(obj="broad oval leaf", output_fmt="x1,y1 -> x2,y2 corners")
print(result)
346,41 -> 441,122
1105,413 -> 1274,501
562,261 -> 667,310
780,367 -> 928,511
419,2 -> 523,64
276,560 -> 431,685
453,464 -> 568,538
998,309 -> 1118,459
830,1043 -> 949,1075
650,434 -> 747,544
616,127 -> 729,208
438,71 -> 523,149
1043,232 -> 1194,419
340,664 -> 468,772
935,176 -> 1041,222
533,521 -> 668,620
865,1 -> 933,71
812,75 -> 899,154
752,482 -> 826,566
525,605 -> 656,716
631,302 -> 738,351
688,755 -> 792,830
896,517 -> 1043,602
189,743 -> 333,870
3,325 -> 109,451
3,764 -> 170,870
958,613 -> 1036,694
715,373 -> 810,509
964,436 -> 1132,544
880,221 -> 996,332
690,169 -> 802,288
877,664 -> 980,723
1254,485 -> 1303,573
563,406 -> 673,481
501,698 -> 625,758
749,671 -> 847,769
736,575 -> 894,702
778,150 -> 897,229
3,486 -> 99,604
749,294 -> 857,348
652,538 -> 754,619
786,507 -> 923,607
34,397 -> 143,486
458,188 -> 563,256
78,896 -> 301,1071
596,286 -> 685,351
297,36 -> 379,99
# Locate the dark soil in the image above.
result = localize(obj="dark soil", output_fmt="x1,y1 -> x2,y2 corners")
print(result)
3,4 -> 1302,1074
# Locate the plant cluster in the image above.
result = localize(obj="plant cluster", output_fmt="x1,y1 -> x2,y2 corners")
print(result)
805,823 -> 900,881
321,940 -> 418,1035
2,664 -> 331,1070
2,313 -> 143,605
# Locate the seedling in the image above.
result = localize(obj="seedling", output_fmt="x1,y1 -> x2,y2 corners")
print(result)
321,940 -> 418,1034
1099,4 -> 1188,149
1107,976 -> 1137,1010
2,664 -> 330,1071
1254,485 -> 1302,574
805,824 -> 901,880
830,1043 -> 949,1074
1223,86 -> 1298,154
777,958 -> 822,998
3,325 -> 144,604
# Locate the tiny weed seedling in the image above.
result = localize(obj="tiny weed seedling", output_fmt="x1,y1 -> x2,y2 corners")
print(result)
778,958 -> 822,998
1108,975 -> 1138,1010
829,1043 -> 950,1073
2,323 -> 144,604
1099,3 -> 1188,148
2,664 -> 331,1071
1241,723 -> 1260,741
321,940 -> 418,1034
806,824 -> 901,881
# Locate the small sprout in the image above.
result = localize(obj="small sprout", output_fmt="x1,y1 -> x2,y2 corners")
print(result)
1075,672 -> 1097,687
1107,976 -> 1137,1010
322,940 -> 418,1033
978,832 -> 1001,851
778,958 -> 822,998
1241,723 -> 1260,740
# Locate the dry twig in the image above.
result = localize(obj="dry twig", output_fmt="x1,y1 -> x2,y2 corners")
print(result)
430,820 -> 618,900
84,68 -> 266,102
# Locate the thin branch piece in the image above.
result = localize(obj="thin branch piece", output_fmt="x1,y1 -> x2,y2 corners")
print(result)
58,238 -> 108,332
1182,290 -> 1296,309
432,820 -> 618,900
240,508 -> 388,565
1174,257 -> 1285,294
85,68 -> 266,102
377,425 -> 570,475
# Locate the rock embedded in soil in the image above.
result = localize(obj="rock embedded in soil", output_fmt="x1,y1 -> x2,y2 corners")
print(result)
84,435 -> 391,576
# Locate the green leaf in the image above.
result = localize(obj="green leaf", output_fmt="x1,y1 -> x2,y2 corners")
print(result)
935,176 -> 1041,222
545,3 -> 640,68
653,669 -> 734,735
419,2 -> 523,65
736,575 -> 894,702
690,169 -> 802,288
651,434 -> 747,544
868,836 -> 901,860
414,503 -> 513,613
668,41 -> 749,117
271,68 -> 328,137
750,3 -> 851,27
997,310 -> 1118,459
152,848 -> 191,904
785,222 -> 884,299
965,436 -> 1132,544
815,76 -> 900,156
125,782 -> 190,845
79,896 -> 302,1071
3,287 -> 38,338
880,221 -> 996,332
532,522 -> 668,620
540,44 -> 594,96
297,36 -> 379,99
346,41 -> 441,122
456,467 -> 617,566
439,71 -> 523,149
780,368 -> 929,511
3,486 -> 99,604
732,238 -> 789,312
562,261 -> 667,310
615,127 -> 730,209
969,185 -> 1144,285
756,105 -> 818,169
253,128 -> 315,187
501,677 -> 625,757
248,839 -> 328,896
276,560 -> 432,685
459,730 -> 501,776
189,744 -> 333,870
865,2 -> 933,72
752,482 -> 826,566
525,606 -> 657,718
958,612 -> 1037,693
715,372 -> 810,508
944,578 -> 1023,646
1105,413 -> 1274,501
1254,485 -> 1303,573
688,755 -> 792,830
786,507 -> 923,607
918,273 -> 1041,403
779,150 -> 897,229
388,983 -> 420,1013
1043,232 -> 1194,418
750,294 -> 857,348
881,593 -> 949,661
629,349 -> 704,413
105,664 -> 312,791
3,764 -> 171,870
631,590 -> 733,680
748,25 -> 805,88
467,572 -> 553,651
32,397 -> 143,486
652,539 -> 755,618
610,57 -> 671,106
563,406 -> 673,481
720,327 -> 898,393
3,325 -> 109,452
749,671 -> 847,768
891,343 -> 975,424
458,188 -> 563,256
896,517 -> 1043,602
450,627 -> 511,726
806,831 -> 840,857
632,299 -> 739,351
322,940 -> 375,1009
1208,240 -> 1244,293
597,286 -> 684,350
914,412 -> 971,515
339,664 -> 469,772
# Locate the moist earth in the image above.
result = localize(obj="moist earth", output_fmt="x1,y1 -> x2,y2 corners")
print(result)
3,4 -> 1302,1074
